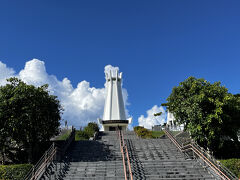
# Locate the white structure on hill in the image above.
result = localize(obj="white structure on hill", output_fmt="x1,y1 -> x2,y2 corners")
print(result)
98,69 -> 132,131
167,111 -> 184,131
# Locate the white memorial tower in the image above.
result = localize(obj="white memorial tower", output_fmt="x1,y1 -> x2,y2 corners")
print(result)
98,69 -> 132,131
167,111 -> 184,131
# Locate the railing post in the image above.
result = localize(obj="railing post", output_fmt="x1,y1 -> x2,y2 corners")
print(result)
200,147 -> 206,168
206,147 -> 211,158
60,160 -> 62,173
32,167 -> 35,180
45,152 -> 47,171
192,145 -> 195,159
55,160 -> 57,180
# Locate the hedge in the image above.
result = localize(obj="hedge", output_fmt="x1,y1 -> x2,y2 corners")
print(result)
75,130 -> 89,140
134,126 -> 153,138
220,158 -> 240,178
0,164 -> 32,180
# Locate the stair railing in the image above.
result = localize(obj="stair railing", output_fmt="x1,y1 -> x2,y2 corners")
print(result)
24,143 -> 57,180
118,130 -> 133,180
118,130 -> 128,180
24,127 -> 75,180
163,129 -> 238,180
122,132 -> 133,180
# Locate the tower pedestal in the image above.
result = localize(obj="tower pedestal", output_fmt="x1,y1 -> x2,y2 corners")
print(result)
99,119 -> 130,131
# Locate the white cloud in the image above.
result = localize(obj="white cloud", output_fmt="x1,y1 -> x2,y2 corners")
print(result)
0,59 -> 130,129
0,61 -> 15,85
138,105 -> 166,129
19,59 -> 48,85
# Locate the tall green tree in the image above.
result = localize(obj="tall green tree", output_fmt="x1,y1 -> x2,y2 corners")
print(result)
0,78 -> 62,164
84,122 -> 99,138
165,77 -> 240,157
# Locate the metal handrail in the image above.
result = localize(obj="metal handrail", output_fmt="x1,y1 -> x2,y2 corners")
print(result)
182,136 -> 237,179
24,144 -> 56,180
122,132 -> 133,180
24,127 -> 75,180
192,142 -> 237,178
164,129 -> 233,180
118,130 -> 128,180
163,129 -> 238,180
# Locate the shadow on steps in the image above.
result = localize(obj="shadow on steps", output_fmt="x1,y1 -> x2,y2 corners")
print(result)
68,141 -> 118,162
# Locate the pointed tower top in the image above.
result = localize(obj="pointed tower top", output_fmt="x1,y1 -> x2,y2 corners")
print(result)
105,69 -> 122,81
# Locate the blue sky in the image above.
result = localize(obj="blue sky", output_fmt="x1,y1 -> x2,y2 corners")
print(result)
0,1 -> 240,128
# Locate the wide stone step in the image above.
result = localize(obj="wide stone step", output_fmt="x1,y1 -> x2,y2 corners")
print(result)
144,176 -> 214,180
63,177 -> 124,180
64,161 -> 123,165
64,173 -> 124,177
51,131 -> 216,180
124,132 -> 215,180
144,174 -> 213,178
67,167 -> 124,171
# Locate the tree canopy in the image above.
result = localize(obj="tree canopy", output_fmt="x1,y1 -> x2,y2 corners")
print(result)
165,77 -> 240,157
0,78 -> 62,164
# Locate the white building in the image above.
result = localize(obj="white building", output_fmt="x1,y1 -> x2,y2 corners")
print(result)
167,111 -> 184,131
98,69 -> 132,131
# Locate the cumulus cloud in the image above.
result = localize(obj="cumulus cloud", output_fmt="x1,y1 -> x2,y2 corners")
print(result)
138,105 -> 166,129
0,59 -> 130,129
0,61 -> 15,85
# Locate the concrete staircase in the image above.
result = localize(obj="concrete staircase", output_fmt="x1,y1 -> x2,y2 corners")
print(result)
124,131 -> 215,180
58,131 -> 125,180
48,131 -> 216,180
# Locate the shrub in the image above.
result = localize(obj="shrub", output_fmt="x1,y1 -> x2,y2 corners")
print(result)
138,128 -> 153,138
134,126 -> 165,139
75,122 -> 99,141
87,122 -> 99,132
0,164 -> 32,180
220,159 -> 240,178
84,122 -> 99,138
133,126 -> 144,132
134,126 -> 152,138
75,130 -> 89,140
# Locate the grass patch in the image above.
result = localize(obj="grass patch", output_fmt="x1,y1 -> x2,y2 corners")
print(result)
219,158 -> 240,178
56,130 -> 71,140
0,164 -> 32,180
169,131 -> 182,136
152,131 -> 165,138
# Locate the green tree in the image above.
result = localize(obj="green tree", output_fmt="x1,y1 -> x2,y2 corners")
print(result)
0,78 -> 62,164
165,77 -> 240,157
84,122 -> 99,138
